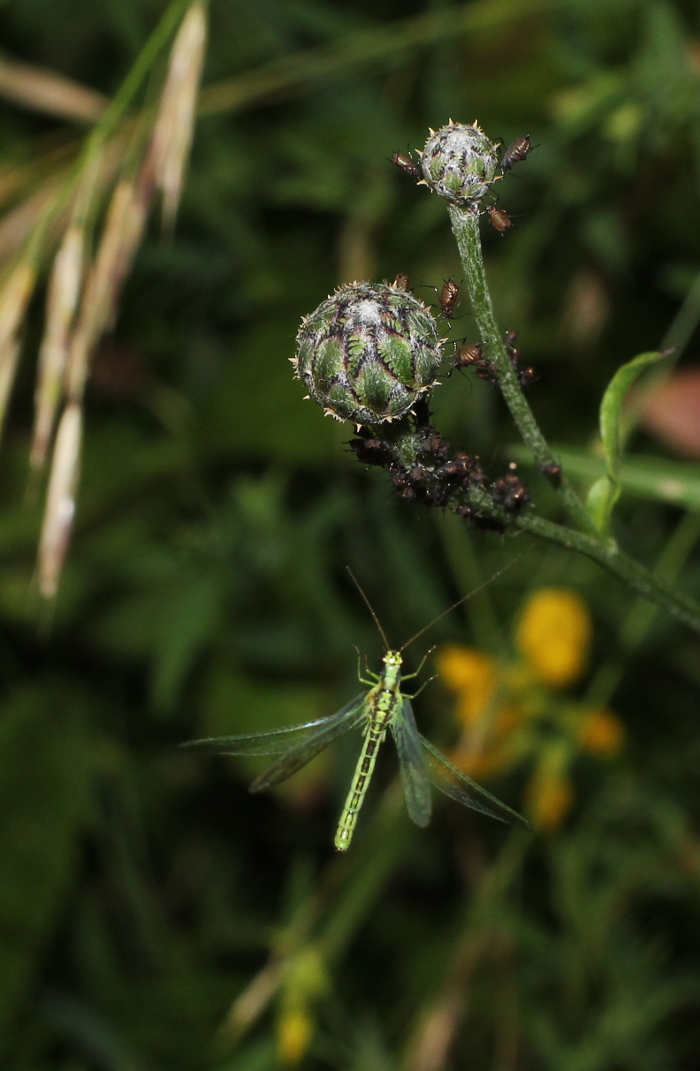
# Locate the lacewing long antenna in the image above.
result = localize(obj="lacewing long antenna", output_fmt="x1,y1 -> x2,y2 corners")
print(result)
400,551 -> 526,654
346,567 -> 390,651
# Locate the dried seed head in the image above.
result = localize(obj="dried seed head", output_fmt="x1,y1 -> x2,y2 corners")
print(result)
31,224 -> 84,473
419,121 -> 499,208
294,281 -> 443,425
66,176 -> 149,400
150,0 -> 208,229
37,399 -> 82,599
0,260 -> 36,435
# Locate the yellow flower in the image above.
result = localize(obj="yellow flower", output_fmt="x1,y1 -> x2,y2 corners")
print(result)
516,588 -> 591,687
436,646 -> 497,724
578,709 -> 625,756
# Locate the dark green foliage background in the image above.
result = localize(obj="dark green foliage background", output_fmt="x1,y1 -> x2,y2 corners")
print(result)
2,0 -> 700,1067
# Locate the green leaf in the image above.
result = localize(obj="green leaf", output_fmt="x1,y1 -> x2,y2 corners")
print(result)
511,445 -> 700,512
0,685 -> 90,1048
587,351 -> 665,534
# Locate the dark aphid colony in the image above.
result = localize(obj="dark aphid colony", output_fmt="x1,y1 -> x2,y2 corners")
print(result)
491,471 -> 530,512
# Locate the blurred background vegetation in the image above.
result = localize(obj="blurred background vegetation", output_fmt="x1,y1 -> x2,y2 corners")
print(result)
3,0 -> 700,1067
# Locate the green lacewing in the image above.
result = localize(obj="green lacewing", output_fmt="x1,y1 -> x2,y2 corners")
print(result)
183,565 -> 530,850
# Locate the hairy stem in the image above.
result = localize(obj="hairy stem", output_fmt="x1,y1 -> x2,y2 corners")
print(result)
448,204 -> 596,535
462,485 -> 700,635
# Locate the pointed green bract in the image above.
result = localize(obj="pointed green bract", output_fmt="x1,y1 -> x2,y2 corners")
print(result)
294,280 -> 443,424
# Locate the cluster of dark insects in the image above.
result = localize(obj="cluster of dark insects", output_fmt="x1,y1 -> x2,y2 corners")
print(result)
348,402 -> 530,532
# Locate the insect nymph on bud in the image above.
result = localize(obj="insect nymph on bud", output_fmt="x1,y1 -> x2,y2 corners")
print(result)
391,150 -> 421,180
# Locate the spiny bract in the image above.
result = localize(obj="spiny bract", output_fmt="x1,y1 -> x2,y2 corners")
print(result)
419,120 -> 500,207
293,281 -> 444,425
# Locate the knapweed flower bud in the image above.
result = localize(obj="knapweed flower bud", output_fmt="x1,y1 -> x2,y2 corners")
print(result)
293,281 -> 443,424
419,120 -> 499,207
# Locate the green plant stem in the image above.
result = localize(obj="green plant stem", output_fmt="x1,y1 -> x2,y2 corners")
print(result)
444,203 -> 700,632
448,204 -> 597,535
462,484 -> 700,634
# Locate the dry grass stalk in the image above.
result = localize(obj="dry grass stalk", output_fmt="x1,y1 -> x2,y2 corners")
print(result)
30,224 -> 85,473
65,173 -> 151,401
150,0 -> 208,229
37,399 -> 82,599
0,260 -> 36,434
0,178 -> 65,269
0,55 -> 107,124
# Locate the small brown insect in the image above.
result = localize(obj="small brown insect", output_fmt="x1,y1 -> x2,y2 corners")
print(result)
452,343 -> 483,370
505,330 -> 519,353
392,151 -> 421,180
499,135 -> 534,173
391,272 -> 411,292
451,343 -> 494,382
518,366 -> 538,388
418,432 -> 450,463
540,462 -> 562,485
349,437 -> 393,467
439,278 -> 460,319
492,472 -> 529,511
487,206 -> 514,233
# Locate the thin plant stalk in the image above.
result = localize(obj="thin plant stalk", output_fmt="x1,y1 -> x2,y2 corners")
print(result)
460,482 -> 700,634
448,203 -> 596,535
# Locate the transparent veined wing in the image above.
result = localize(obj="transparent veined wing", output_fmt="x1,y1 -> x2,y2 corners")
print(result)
250,695 -> 367,791
419,734 -> 532,830
181,693 -> 367,757
390,699 -> 431,828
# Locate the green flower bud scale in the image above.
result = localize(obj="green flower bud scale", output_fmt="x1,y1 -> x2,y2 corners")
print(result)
419,120 -> 499,207
293,281 -> 443,424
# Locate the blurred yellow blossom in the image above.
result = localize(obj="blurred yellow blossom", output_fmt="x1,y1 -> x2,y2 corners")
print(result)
516,588 -> 591,687
439,587 -> 624,832
436,646 -> 497,723
277,1006 -> 315,1065
578,708 -> 625,756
